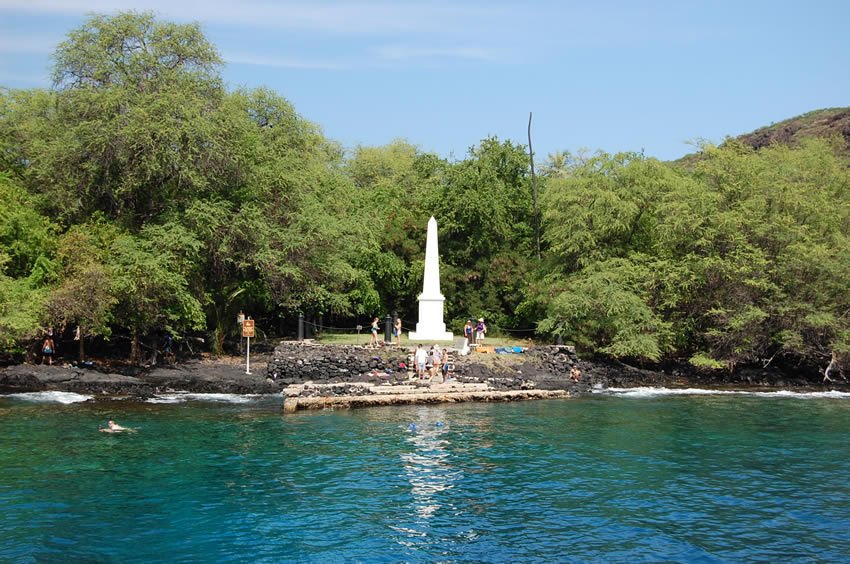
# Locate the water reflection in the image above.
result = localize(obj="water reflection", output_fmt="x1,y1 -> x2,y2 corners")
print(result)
400,407 -> 463,524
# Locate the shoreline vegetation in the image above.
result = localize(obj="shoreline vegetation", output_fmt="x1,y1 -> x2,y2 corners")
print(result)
1,12 -> 849,380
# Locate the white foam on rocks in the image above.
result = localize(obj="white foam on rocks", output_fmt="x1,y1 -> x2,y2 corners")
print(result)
5,391 -> 93,404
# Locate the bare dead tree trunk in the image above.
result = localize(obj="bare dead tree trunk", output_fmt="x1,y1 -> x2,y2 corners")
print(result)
823,353 -> 842,382
528,112 -> 541,260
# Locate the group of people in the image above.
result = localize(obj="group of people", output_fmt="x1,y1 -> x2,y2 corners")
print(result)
38,327 -> 176,366
414,344 -> 451,382
368,317 -> 404,347
368,316 -> 490,349
463,318 -> 488,347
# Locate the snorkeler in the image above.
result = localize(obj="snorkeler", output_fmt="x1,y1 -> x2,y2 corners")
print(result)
99,420 -> 133,433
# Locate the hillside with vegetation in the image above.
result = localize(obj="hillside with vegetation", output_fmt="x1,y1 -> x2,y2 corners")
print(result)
738,107 -> 850,154
1,12 -> 848,378
677,107 -> 850,169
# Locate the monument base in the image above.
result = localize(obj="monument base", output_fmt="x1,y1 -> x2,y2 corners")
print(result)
408,330 -> 454,342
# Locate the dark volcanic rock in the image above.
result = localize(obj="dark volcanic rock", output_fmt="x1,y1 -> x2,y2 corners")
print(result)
145,359 -> 280,394
0,370 -> 47,393
0,355 -> 281,398
267,342 -> 595,397
266,342 -> 410,385
4,341 -> 845,401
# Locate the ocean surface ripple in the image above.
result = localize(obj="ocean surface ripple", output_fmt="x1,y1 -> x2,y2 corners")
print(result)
1,393 -> 849,561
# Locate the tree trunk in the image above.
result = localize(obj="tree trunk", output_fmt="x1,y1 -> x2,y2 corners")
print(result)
527,111 -> 541,260
78,325 -> 85,361
213,324 -> 225,356
131,331 -> 141,364
149,334 -> 158,366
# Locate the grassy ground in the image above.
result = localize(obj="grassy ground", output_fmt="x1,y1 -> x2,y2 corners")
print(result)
315,333 -> 534,348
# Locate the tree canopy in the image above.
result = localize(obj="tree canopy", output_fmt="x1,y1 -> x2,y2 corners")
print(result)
532,140 -> 850,369
1,11 -> 848,377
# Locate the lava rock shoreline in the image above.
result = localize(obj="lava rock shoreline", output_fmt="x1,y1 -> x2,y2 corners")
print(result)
1,341 -> 846,400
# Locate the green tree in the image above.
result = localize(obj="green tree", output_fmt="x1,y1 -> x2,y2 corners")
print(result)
534,139 -> 850,370
236,89 -> 374,320
534,153 -> 681,360
21,11 -> 228,228
0,173 -> 55,349
109,226 -> 205,362
345,140 -> 441,324
681,139 -> 850,369
436,137 -> 536,331
45,222 -> 118,360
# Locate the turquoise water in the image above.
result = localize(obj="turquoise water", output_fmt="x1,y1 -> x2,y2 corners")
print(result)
2,391 -> 850,562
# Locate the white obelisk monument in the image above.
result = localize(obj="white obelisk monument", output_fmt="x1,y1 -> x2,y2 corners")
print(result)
409,216 -> 454,341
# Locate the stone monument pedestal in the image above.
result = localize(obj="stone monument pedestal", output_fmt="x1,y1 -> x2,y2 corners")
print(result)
409,297 -> 454,341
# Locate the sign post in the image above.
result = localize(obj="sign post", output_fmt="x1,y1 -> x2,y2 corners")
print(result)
242,318 -> 255,374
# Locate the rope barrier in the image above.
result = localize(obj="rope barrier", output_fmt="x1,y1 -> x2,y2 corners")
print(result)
303,318 -> 413,333
304,322 -> 362,332
300,318 -> 539,338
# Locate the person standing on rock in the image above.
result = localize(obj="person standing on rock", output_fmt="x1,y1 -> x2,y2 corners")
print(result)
571,364 -> 581,383
162,333 -> 174,363
430,345 -> 443,379
415,344 -> 428,379
41,335 -> 55,366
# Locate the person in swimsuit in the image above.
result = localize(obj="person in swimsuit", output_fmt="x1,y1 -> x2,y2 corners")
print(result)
393,317 -> 402,346
41,336 -> 55,366
369,317 -> 380,347
571,365 -> 581,383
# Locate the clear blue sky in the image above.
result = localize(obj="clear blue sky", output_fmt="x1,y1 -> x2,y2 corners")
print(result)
1,0 -> 848,162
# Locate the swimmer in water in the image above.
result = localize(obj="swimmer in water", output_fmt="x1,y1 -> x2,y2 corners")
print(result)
99,420 -> 133,433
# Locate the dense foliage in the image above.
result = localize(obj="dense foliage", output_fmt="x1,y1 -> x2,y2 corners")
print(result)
1,12 -> 848,376
532,141 -> 850,371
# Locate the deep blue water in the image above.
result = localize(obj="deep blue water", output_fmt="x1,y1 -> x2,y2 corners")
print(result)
1,389 -> 849,562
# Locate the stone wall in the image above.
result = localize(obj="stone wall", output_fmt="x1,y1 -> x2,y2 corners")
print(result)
266,342 -> 588,394
457,345 -> 583,391
266,342 -> 411,385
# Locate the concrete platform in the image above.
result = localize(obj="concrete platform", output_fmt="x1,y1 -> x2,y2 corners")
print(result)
282,387 -> 569,413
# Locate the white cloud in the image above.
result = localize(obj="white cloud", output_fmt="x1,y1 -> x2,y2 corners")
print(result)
0,0 -> 521,69
0,0 -> 508,36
